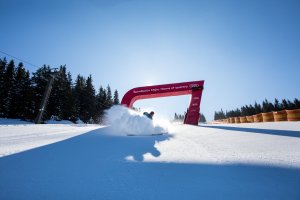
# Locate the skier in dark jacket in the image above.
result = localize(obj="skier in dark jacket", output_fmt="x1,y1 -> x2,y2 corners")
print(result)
143,111 -> 154,120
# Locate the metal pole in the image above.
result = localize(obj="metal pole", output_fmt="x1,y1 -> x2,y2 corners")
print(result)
34,68 -> 62,124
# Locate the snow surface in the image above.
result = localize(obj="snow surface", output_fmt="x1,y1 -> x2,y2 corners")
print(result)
0,115 -> 300,199
106,105 -> 168,135
0,124 -> 100,157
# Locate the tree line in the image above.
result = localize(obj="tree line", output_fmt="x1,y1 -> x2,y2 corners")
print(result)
214,98 -> 300,120
0,57 -> 119,123
174,112 -> 207,123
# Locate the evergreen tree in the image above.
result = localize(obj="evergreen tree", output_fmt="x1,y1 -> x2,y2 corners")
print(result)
105,85 -> 113,108
3,60 -> 15,117
81,75 -> 96,123
174,113 -> 178,121
22,70 -> 34,119
0,58 -> 7,117
241,106 -> 247,116
249,104 -> 256,115
235,108 -> 242,117
31,65 -> 51,120
47,66 -> 74,121
262,99 -> 270,113
113,89 -> 120,105
9,63 -> 33,119
74,75 -> 86,122
294,98 -> 300,109
268,101 -> 275,112
287,100 -> 296,110
199,113 -> 206,122
65,72 -> 77,121
95,86 -> 107,123
274,98 -> 281,111
282,99 -> 289,110
254,101 -> 262,114
214,111 -> 218,120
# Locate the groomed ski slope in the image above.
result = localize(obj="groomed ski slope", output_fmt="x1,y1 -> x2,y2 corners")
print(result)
0,121 -> 300,199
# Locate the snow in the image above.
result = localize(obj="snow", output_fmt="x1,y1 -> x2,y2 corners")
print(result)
0,117 -> 300,199
45,120 -> 74,124
0,118 -> 33,125
106,105 -> 168,135
0,124 -> 100,157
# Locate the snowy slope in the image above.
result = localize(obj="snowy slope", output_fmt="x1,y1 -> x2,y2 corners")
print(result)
0,122 -> 300,199
0,124 -> 101,157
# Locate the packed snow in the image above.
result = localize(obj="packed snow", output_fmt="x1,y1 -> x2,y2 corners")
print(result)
1,108 -> 300,199
0,119 -> 100,157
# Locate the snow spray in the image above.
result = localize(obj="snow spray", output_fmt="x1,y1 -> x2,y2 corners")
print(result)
105,105 -> 169,136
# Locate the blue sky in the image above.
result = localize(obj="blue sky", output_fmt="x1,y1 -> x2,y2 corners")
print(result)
1,0 -> 300,120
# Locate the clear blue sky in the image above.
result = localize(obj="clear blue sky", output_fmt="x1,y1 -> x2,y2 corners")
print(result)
1,0 -> 300,120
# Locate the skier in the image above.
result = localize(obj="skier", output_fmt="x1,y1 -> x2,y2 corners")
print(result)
143,111 -> 154,120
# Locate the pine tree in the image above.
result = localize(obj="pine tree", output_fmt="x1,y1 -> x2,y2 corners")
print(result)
199,113 -> 206,122
74,75 -> 86,122
106,85 -> 113,108
254,101 -> 262,114
268,101 -> 275,112
81,75 -> 96,123
235,108 -> 241,117
241,106 -> 247,116
249,104 -> 256,115
282,99 -> 289,110
174,113 -> 178,121
22,70 -> 34,120
47,66 -> 74,121
3,60 -> 15,117
95,86 -> 107,123
0,58 -> 7,117
9,62 -> 33,119
64,72 -> 76,121
274,98 -> 281,111
262,99 -> 270,113
287,100 -> 296,110
31,65 -> 51,121
214,111 -> 217,120
113,89 -> 120,105
294,98 -> 300,109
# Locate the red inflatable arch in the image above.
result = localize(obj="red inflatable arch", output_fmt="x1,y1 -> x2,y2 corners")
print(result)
121,80 -> 204,125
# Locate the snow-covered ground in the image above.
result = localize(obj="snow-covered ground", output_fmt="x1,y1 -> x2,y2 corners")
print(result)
0,124 -> 101,157
0,120 -> 300,199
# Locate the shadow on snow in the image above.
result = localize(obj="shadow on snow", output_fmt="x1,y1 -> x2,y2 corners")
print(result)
0,127 -> 300,200
202,125 -> 300,138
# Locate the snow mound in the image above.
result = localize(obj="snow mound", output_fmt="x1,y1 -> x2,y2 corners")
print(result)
105,105 -> 168,136
0,118 -> 33,125
46,120 -> 74,124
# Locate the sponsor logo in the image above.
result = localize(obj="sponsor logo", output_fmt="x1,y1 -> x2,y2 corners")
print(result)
189,84 -> 199,88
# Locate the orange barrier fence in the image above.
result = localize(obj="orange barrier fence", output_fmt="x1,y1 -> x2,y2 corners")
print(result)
262,112 -> 274,122
286,109 -> 300,121
273,110 -> 287,121
212,109 -> 300,124
240,116 -> 248,123
254,113 -> 263,122
246,115 -> 254,123
234,117 -> 241,123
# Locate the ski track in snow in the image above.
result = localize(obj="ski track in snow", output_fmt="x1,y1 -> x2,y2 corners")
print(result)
0,121 -> 300,199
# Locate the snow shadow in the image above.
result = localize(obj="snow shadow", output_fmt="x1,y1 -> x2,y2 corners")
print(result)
1,127 -> 300,199
203,125 -> 300,138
